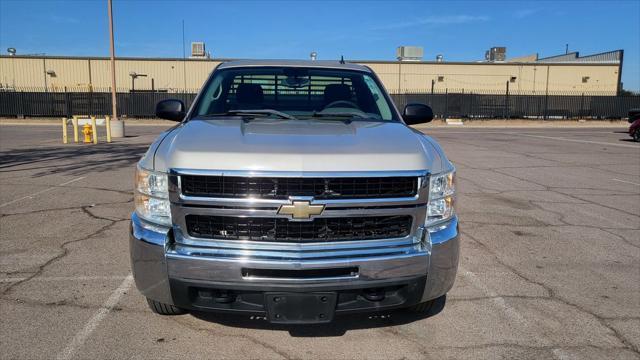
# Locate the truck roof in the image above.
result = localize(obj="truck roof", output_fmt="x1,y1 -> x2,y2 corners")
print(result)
217,59 -> 372,72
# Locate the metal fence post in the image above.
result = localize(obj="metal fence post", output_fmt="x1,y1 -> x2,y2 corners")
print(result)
505,80 -> 510,119
544,92 -> 549,120
444,89 -> 449,121
580,93 -> 585,119
64,86 -> 69,117
19,90 -> 25,118
470,92 -> 474,119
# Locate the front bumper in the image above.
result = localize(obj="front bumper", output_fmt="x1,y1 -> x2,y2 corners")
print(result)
130,213 -> 459,315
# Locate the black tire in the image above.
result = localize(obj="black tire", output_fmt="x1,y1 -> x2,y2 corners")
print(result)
146,298 -> 187,315
406,299 -> 436,314
634,129 -> 640,142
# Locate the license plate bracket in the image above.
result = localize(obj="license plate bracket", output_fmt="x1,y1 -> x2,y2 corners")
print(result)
265,292 -> 337,324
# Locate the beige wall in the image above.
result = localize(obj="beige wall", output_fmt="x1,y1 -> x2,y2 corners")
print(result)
0,56 -> 620,95
369,62 -> 620,94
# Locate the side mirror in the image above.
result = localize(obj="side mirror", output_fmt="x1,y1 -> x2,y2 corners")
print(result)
156,99 -> 185,122
402,103 -> 433,125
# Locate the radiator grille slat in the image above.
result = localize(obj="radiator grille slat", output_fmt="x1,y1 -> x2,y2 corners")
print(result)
185,215 -> 413,242
181,176 -> 418,199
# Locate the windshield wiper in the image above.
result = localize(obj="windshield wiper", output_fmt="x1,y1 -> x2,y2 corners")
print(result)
312,111 -> 367,119
202,109 -> 298,121
310,111 -> 369,124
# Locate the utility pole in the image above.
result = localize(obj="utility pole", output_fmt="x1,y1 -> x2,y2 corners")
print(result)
108,0 -> 124,137
182,20 -> 187,97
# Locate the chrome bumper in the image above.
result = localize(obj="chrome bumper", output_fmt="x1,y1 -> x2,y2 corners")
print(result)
130,213 -> 459,306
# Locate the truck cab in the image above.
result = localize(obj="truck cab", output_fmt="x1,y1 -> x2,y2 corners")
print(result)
131,60 -> 459,323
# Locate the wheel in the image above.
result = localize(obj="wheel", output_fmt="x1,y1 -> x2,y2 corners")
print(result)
634,129 -> 640,142
146,298 -> 187,315
406,299 -> 436,314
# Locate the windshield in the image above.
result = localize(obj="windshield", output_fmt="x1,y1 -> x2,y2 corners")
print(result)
193,67 -> 398,121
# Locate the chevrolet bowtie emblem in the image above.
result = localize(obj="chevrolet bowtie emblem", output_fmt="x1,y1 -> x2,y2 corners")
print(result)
277,201 -> 325,219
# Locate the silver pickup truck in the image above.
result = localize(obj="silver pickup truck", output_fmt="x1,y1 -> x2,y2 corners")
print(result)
131,60 -> 458,324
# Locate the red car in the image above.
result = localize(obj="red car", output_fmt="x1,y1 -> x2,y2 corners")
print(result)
630,119 -> 640,142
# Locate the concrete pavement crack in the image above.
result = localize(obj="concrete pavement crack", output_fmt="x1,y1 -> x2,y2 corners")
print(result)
0,182 -> 133,196
429,343 -> 628,352
461,230 -> 640,354
379,326 -> 434,360
0,215 -> 127,297
0,198 -> 133,218
0,296 -> 143,314
601,316 -> 640,321
466,221 -> 640,250
491,167 -> 640,219
81,201 -> 133,222
168,317 -> 293,359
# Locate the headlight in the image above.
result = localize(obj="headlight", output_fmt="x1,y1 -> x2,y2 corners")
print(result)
134,165 -> 171,226
426,170 -> 455,227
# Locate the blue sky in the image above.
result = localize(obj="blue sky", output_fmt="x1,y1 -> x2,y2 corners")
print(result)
1,0 -> 639,89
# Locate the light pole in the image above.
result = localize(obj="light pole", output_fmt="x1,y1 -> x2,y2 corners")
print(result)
108,0 -> 124,137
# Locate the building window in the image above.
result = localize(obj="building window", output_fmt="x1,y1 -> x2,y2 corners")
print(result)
582,76 -> 590,83
510,76 -> 517,83
437,76 -> 445,82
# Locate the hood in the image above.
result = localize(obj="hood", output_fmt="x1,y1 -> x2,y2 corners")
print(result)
151,118 -> 443,173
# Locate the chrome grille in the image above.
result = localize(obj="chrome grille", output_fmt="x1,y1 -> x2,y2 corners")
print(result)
180,175 -> 418,199
185,215 -> 413,242
170,169 -> 429,260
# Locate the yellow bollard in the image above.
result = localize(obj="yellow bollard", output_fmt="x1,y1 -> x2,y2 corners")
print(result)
72,116 -> 79,143
82,124 -> 92,143
91,116 -> 98,144
105,115 -> 112,143
62,117 -> 68,144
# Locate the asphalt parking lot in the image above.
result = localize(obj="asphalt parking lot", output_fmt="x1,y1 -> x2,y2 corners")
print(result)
1,123 -> 638,359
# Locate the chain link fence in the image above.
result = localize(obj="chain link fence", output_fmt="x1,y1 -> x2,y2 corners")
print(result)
1,87 -> 638,120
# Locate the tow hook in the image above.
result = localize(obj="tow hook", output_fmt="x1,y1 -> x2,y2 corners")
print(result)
363,288 -> 385,302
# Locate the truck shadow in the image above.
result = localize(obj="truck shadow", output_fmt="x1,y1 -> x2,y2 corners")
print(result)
189,295 -> 447,337
0,143 -> 149,177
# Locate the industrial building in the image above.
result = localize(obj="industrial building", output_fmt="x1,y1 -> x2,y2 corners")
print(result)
0,47 -> 624,95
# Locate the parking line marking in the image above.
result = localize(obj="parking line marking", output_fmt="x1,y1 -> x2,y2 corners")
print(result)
612,178 -> 640,186
515,133 -> 638,148
0,275 -> 127,283
0,176 -> 86,208
460,267 -> 565,359
461,269 -> 529,327
56,274 -> 134,360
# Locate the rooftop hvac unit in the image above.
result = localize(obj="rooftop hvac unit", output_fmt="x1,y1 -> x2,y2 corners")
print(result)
396,46 -> 424,61
191,42 -> 206,58
485,47 -> 506,62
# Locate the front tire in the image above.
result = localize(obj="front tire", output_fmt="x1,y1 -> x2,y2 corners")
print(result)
146,298 -> 187,315
634,129 -> 640,142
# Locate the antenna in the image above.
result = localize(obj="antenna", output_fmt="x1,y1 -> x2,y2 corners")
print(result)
339,55 -> 345,64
